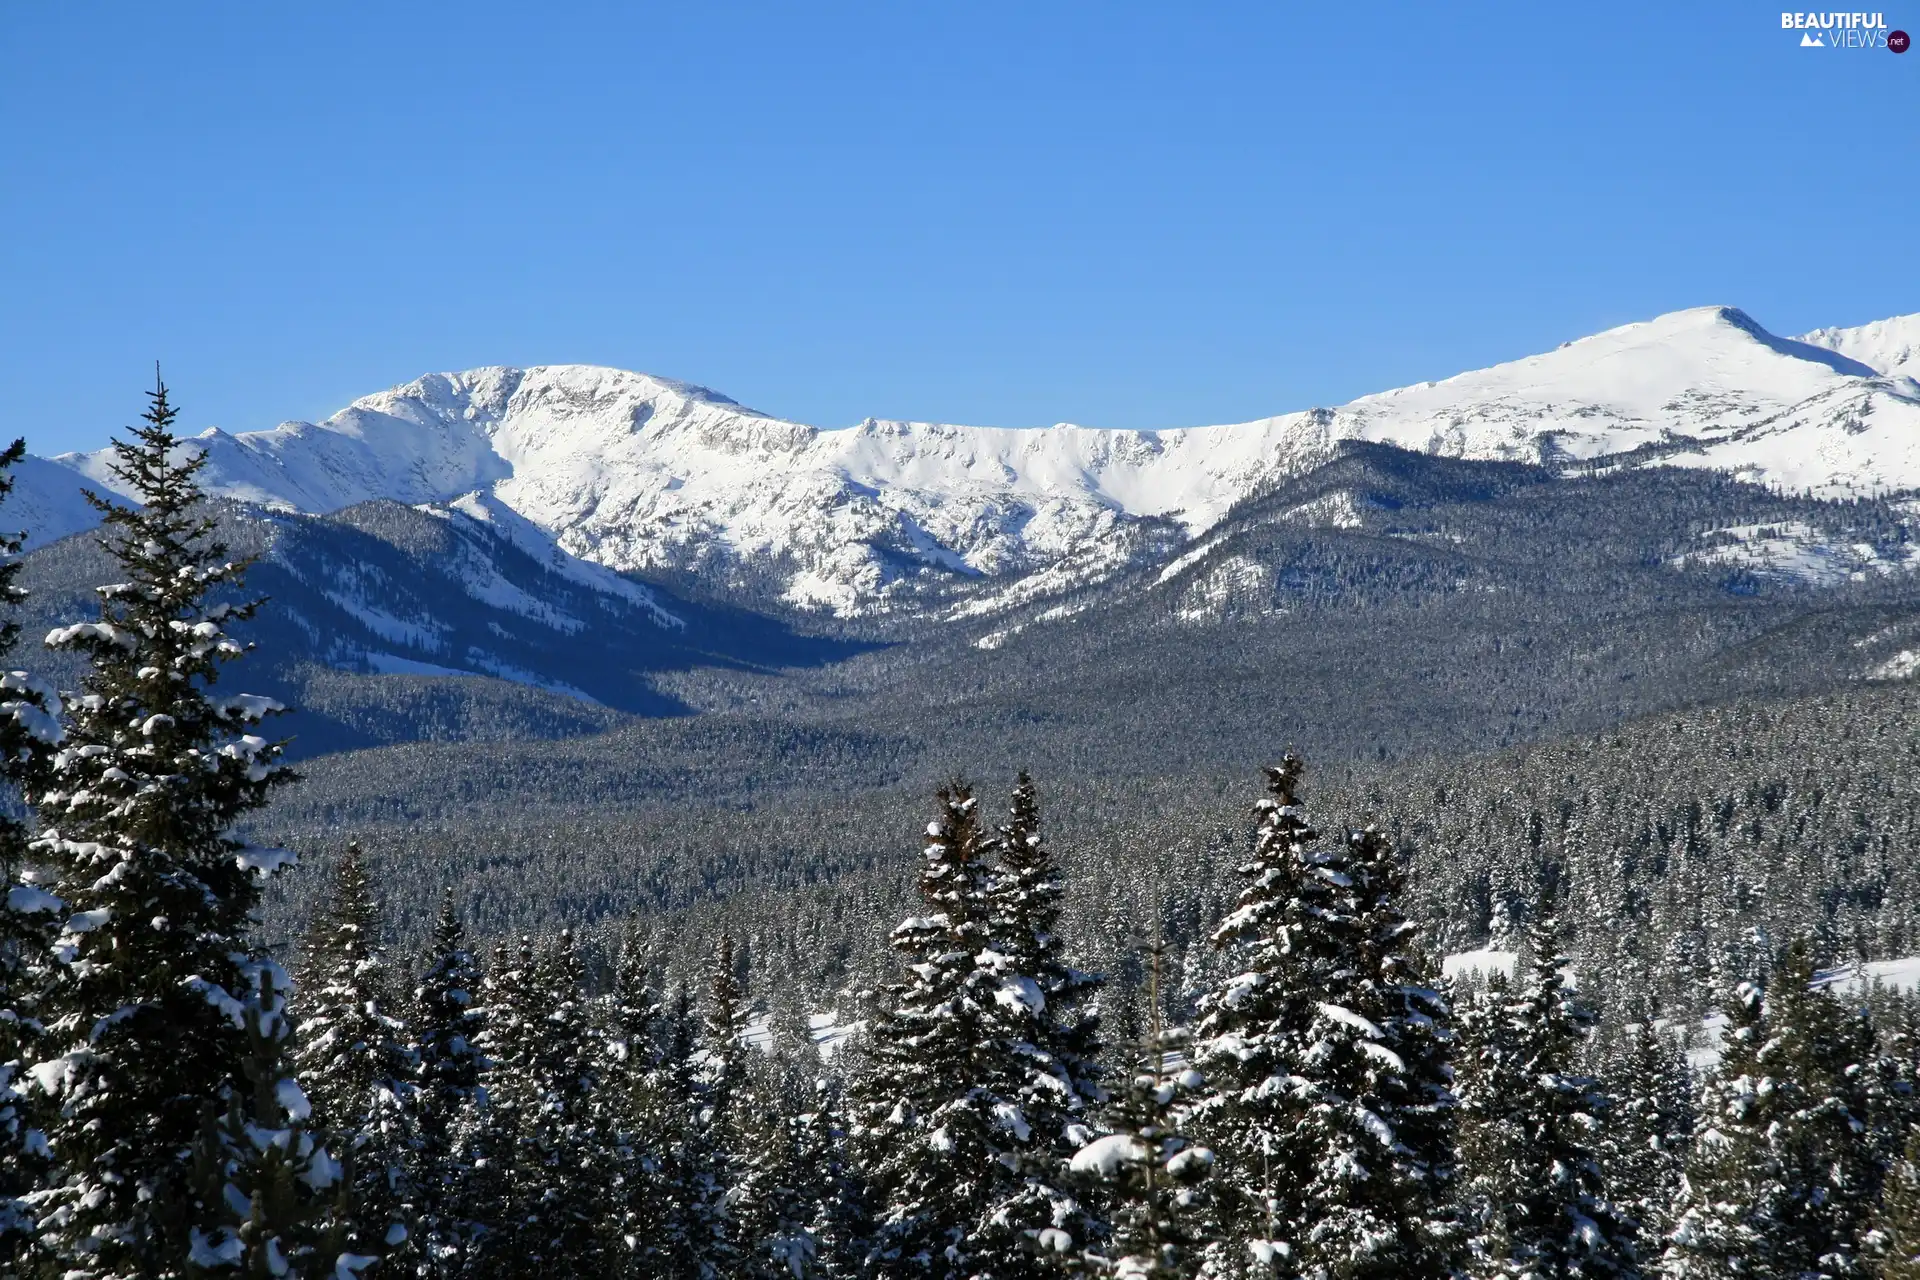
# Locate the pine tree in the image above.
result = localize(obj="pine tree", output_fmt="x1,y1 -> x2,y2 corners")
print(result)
853,780 -> 1024,1278
21,376 -> 308,1278
701,934 -> 753,1139
1664,977 -> 1770,1279
1071,938 -> 1218,1279
1189,755 -> 1329,1272
1871,1128 -> 1920,1280
1669,941 -> 1886,1280
413,892 -> 486,1278
0,435 -> 62,1262
294,841 -> 416,1263
189,963 -> 365,1278
461,937 -> 537,1276
982,771 -> 1105,1267
1454,897 -> 1638,1280
795,1077 -> 870,1279
1760,938 -> 1880,1280
657,982 -> 732,1278
601,927 -> 664,1276
731,1073 -> 822,1279
1293,825 -> 1459,1280
1604,1016 -> 1692,1261
1190,770 -> 1458,1280
511,928 -> 612,1274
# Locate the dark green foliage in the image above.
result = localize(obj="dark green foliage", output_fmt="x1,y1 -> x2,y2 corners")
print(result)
0,435 -> 57,1260
511,929 -> 613,1274
853,781 -> 1024,1278
22,378 -> 303,1279
981,771 -> 1104,1268
1190,755 -> 1325,1267
1072,939 -> 1217,1279
294,841 -> 415,1261
1191,766 -> 1460,1279
1603,1017 -> 1693,1260
1453,901 -> 1639,1279
1872,1129 -> 1920,1280
413,892 -> 486,1276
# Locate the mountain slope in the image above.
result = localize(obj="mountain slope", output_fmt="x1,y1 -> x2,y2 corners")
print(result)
14,305 -> 1920,620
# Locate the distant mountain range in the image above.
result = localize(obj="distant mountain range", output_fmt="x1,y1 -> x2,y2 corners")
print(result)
11,306 -> 1920,627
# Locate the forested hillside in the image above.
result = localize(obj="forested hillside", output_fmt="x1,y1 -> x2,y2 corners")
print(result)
7,388 -> 1920,1279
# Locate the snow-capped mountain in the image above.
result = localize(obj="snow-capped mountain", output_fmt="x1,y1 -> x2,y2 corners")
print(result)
15,305 -> 1920,619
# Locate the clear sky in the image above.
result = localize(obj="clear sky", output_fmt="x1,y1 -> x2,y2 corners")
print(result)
2,2 -> 1915,454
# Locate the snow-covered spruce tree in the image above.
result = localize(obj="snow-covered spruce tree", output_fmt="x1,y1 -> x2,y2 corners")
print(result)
412,892 -> 485,1278
1452,898 -> 1638,1280
510,928 -> 613,1274
701,933 -> 753,1137
1191,786 -> 1459,1280
1668,940 -> 1885,1280
1871,1128 -> 1920,1280
189,962 -> 364,1277
294,841 -> 416,1264
1662,976 -> 1769,1279
459,937 -> 536,1276
981,771 -> 1105,1267
0,433 -> 62,1262
795,1077 -> 870,1279
853,780 -> 1025,1278
656,982 -> 732,1279
1289,824 -> 1459,1280
1070,938 -> 1218,1279
1603,1016 -> 1692,1261
599,928 -> 666,1277
731,1073 -> 822,1279
1755,938 -> 1880,1280
1188,755 -> 1329,1273
19,377 -> 332,1278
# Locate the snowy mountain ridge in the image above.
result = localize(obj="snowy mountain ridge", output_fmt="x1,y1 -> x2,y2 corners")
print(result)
15,304 -> 1920,618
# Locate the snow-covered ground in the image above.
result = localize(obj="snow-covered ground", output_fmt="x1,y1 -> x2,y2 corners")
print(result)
1669,521 -> 1916,586
18,305 -> 1920,618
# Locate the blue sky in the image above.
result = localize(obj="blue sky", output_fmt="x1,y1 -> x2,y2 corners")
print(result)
2,2 -> 1914,454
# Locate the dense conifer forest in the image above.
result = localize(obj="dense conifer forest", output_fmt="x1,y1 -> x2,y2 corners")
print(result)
6,386 -> 1920,1279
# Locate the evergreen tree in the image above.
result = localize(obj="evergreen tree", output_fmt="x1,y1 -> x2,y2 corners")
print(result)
659,982 -> 732,1278
511,928 -> 612,1274
20,376 -> 310,1278
1453,898 -> 1638,1280
294,841 -> 416,1263
1071,938 -> 1218,1279
1871,1128 -> 1920,1280
1189,755 -> 1330,1272
1296,825 -> 1460,1279
1664,977 -> 1770,1279
1604,1016 -> 1692,1261
1669,941 -> 1884,1280
413,893 -> 485,1278
1760,939 -> 1881,1280
795,1078 -> 870,1279
190,963 -> 366,1279
0,434 -> 62,1263
983,771 -> 1105,1268
1191,771 -> 1459,1280
853,780 -> 1023,1278
731,1073 -> 821,1279
600,927 -> 664,1276
460,937 -> 536,1277
700,933 -> 753,1138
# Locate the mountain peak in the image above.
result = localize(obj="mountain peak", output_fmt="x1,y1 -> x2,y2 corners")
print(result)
13,304 -> 1920,618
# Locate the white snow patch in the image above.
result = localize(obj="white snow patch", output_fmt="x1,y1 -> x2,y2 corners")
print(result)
1441,949 -> 1519,982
